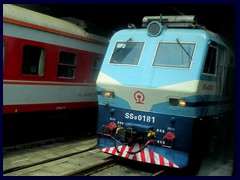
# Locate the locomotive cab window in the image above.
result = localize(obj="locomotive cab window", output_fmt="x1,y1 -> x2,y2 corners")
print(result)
22,45 -> 45,76
110,42 -> 144,65
92,56 -> 103,81
57,51 -> 77,78
153,42 -> 195,68
203,46 -> 217,75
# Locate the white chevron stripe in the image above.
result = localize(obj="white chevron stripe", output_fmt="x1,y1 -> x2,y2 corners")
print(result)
136,144 -> 142,161
115,146 -> 122,156
163,158 -> 169,167
154,153 -> 160,165
108,147 -> 114,154
101,145 -> 179,168
128,144 -> 140,160
122,146 -> 129,158
144,148 -> 151,163
101,148 -> 107,152
174,164 -> 179,168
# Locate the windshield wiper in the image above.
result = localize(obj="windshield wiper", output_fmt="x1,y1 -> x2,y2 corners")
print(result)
176,38 -> 193,60
112,38 -> 132,56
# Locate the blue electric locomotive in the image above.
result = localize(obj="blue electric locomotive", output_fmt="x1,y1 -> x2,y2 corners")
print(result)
96,15 -> 235,168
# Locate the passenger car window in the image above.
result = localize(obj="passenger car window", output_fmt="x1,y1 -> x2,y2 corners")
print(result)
153,42 -> 195,68
57,51 -> 77,78
110,42 -> 144,65
22,45 -> 45,75
203,46 -> 217,74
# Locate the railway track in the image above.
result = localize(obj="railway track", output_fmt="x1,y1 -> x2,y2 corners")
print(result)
3,137 -> 109,176
3,135 -> 96,154
3,137 -> 184,176
65,156 -> 168,176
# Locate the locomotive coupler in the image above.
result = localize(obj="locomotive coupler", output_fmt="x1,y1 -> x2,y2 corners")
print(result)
119,127 -> 144,146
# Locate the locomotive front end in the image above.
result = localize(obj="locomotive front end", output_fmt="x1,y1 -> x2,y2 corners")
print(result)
96,81 -> 196,168
96,15 -> 220,168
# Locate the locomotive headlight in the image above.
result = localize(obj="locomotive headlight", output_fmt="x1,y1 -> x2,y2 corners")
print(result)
178,99 -> 186,107
102,91 -> 115,98
169,98 -> 186,107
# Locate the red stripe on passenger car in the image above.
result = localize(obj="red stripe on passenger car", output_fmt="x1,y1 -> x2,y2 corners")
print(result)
3,102 -> 97,114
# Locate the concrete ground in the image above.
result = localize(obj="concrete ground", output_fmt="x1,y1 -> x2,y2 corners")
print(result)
196,137 -> 235,176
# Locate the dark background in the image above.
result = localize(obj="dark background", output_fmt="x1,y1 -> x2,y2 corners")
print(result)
16,4 -> 236,48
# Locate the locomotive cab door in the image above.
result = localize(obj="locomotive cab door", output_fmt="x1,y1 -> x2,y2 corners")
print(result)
202,42 -> 226,154
206,42 -> 225,115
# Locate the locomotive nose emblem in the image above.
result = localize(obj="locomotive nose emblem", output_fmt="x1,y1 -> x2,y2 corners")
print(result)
134,91 -> 145,104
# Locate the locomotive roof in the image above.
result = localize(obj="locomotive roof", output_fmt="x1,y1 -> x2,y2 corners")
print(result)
3,4 -> 108,44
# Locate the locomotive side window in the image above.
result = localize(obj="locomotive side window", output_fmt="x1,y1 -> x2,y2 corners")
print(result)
92,56 -> 103,81
57,51 -> 77,78
203,46 -> 217,74
110,42 -> 144,65
22,45 -> 45,76
153,42 -> 195,68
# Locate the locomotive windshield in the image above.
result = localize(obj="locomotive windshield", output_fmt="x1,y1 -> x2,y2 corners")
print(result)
153,42 -> 195,68
110,41 -> 144,65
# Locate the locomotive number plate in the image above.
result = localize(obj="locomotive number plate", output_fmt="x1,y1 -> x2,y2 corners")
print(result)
124,113 -> 156,124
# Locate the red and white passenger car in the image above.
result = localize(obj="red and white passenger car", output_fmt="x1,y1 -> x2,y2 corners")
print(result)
3,4 -> 108,114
